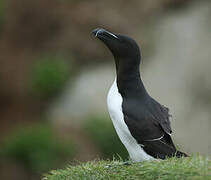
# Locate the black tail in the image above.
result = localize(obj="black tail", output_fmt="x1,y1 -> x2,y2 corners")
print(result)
175,150 -> 189,158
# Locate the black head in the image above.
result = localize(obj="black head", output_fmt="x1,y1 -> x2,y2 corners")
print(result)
92,28 -> 141,64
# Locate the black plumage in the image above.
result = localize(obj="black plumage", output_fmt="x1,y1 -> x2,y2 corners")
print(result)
92,28 -> 188,159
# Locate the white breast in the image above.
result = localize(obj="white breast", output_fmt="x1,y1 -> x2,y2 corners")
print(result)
107,78 -> 154,162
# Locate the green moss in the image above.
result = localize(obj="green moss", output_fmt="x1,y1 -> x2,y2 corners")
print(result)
43,155 -> 210,180
30,55 -> 71,99
83,116 -> 128,160
0,124 -> 77,173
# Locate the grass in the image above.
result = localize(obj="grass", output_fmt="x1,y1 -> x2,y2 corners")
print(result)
43,155 -> 210,180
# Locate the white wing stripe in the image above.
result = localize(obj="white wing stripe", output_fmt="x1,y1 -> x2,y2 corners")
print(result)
144,134 -> 164,142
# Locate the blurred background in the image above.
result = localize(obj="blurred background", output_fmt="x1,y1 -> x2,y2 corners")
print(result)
0,0 -> 210,179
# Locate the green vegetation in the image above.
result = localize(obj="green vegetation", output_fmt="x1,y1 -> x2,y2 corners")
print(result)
0,124 -> 77,173
30,55 -> 71,99
83,116 -> 128,160
43,155 -> 210,180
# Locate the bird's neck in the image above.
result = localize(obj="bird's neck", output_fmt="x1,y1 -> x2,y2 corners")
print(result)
115,58 -> 147,97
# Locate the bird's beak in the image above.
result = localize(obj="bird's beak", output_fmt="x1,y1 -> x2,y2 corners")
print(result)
92,28 -> 118,40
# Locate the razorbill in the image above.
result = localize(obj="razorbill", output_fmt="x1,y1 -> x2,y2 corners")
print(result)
92,28 -> 188,161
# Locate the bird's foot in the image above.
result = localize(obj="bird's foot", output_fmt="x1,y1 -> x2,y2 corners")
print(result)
121,161 -> 132,166
153,159 -> 161,162
104,161 -> 132,169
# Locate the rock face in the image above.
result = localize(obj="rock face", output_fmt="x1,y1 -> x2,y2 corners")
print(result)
143,1 -> 211,156
48,64 -> 115,123
49,1 -> 211,156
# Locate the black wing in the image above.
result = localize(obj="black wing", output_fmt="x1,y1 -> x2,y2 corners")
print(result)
148,97 -> 172,135
122,97 -> 187,159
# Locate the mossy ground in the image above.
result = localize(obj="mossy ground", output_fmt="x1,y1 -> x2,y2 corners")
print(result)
43,155 -> 210,180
